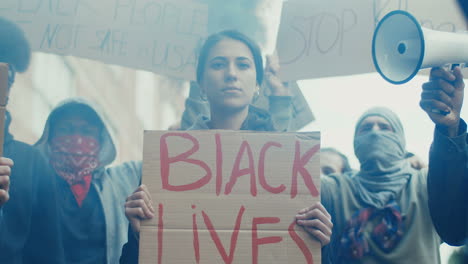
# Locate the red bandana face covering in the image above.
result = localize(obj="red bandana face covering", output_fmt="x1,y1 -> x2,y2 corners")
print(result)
50,135 -> 100,207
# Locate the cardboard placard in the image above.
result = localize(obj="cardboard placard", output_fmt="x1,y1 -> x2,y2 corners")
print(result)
1,0 -> 466,81
0,0 -> 208,80
276,0 -> 467,81
140,130 -> 321,263
277,0 -> 375,81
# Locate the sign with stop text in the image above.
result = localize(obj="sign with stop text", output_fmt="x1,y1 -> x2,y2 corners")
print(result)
139,130 -> 321,264
276,0 -> 467,81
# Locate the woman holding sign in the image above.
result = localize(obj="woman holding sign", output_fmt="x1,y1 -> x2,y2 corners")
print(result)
120,30 -> 332,263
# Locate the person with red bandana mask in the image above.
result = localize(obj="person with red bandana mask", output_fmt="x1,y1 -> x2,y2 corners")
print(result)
35,97 -> 141,264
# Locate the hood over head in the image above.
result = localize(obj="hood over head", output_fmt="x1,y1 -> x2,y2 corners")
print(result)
350,106 -> 414,208
34,97 -> 116,169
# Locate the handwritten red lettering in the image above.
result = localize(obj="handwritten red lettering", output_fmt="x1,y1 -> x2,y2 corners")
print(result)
160,133 -> 212,191
291,142 -> 320,198
251,217 -> 283,264
201,206 -> 246,264
225,141 -> 257,196
192,205 -> 200,263
288,221 -> 314,264
258,141 -> 286,194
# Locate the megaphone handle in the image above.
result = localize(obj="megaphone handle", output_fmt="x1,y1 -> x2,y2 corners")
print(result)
430,64 -> 464,116
430,108 -> 450,116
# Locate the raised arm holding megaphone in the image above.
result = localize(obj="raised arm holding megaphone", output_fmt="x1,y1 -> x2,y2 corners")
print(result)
417,0 -> 468,247
419,65 -> 468,247
420,66 -> 465,137
373,9 -> 468,247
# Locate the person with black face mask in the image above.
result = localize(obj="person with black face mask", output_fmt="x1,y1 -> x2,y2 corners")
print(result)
314,107 -> 442,263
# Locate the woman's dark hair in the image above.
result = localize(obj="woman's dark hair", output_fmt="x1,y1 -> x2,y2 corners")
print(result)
196,29 -> 263,86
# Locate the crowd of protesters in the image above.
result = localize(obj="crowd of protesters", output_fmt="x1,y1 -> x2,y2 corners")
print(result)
0,10 -> 467,264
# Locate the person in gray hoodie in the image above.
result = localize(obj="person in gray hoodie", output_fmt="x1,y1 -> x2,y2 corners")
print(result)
35,97 -> 141,264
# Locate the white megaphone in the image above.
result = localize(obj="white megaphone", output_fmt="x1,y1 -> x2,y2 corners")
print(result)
372,10 -> 468,84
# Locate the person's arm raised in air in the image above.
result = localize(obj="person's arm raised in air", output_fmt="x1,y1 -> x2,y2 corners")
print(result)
420,66 -> 467,245
264,54 -> 294,132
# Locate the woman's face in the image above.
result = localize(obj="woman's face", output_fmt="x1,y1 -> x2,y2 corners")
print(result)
199,38 -> 258,111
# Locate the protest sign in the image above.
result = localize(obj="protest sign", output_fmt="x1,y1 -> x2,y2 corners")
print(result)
139,130 -> 321,263
276,0 -> 375,81
0,0 -> 208,80
1,0 -> 464,80
276,0 -> 467,81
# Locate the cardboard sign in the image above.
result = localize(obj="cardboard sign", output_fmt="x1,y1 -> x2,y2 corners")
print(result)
0,0 -> 208,80
3,0 -> 464,81
276,0 -> 467,81
140,130 -> 321,263
277,0 -> 375,81
372,0 -> 466,30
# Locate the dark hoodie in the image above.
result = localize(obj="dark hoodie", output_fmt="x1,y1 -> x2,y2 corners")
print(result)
0,111 -> 65,264
35,98 -> 141,264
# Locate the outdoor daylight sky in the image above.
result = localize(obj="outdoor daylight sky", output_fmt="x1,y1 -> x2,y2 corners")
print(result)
299,71 -> 468,170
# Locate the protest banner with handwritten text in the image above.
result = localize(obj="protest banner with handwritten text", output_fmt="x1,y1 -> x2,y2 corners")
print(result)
276,0 -> 374,81
1,0 -> 465,80
0,0 -> 208,80
276,0 -> 467,81
139,130 -> 321,263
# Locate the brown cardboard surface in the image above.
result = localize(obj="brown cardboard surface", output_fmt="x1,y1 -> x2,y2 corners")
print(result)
140,130 -> 321,264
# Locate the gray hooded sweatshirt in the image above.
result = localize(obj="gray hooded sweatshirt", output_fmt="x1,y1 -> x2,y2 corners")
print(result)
35,98 -> 141,264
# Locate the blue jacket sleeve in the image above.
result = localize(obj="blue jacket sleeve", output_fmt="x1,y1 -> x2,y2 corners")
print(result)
427,119 -> 468,246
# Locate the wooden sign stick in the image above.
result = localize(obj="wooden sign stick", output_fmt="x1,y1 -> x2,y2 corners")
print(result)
0,63 -> 10,157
